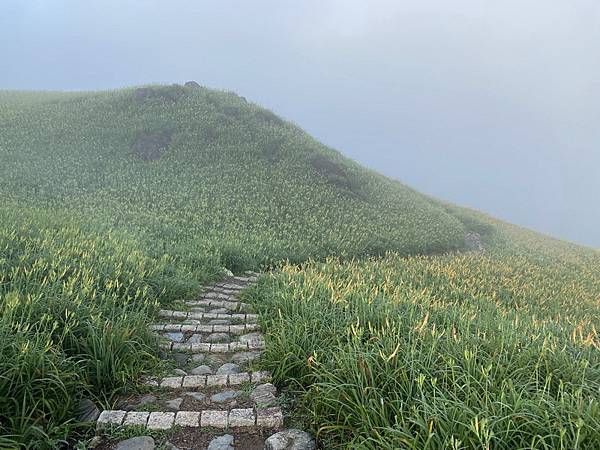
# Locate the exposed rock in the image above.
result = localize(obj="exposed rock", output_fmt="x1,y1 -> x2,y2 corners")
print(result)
251,383 -> 277,406
206,332 -> 230,342
173,368 -> 188,376
164,332 -> 184,342
96,410 -> 126,428
172,353 -> 189,365
126,394 -> 157,411
231,351 -> 262,365
190,364 -> 213,375
115,436 -> 155,450
208,434 -> 234,450
191,353 -> 206,363
76,398 -> 100,422
184,391 -> 206,402
210,390 -> 241,403
174,411 -> 201,428
202,409 -> 228,428
203,354 -> 222,367
229,408 -> 255,426
165,397 -> 183,411
187,334 -> 206,344
131,129 -> 174,161
160,377 -> 183,389
216,363 -> 240,375
239,332 -> 265,349
257,407 -> 283,428
465,231 -> 484,252
265,430 -> 316,450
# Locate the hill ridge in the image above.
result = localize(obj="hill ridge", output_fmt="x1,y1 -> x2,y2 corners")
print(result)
1,84 -> 599,448
0,83 -> 481,269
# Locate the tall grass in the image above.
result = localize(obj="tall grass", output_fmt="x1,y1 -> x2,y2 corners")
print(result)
1,85 -> 598,448
0,209 -> 212,447
248,247 -> 600,448
0,86 -> 478,445
0,86 -> 469,268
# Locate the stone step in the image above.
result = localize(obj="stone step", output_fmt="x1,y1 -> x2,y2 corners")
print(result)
145,370 -> 271,388
215,280 -> 255,290
150,323 -> 259,334
207,286 -> 244,295
160,338 -> 265,353
233,275 -> 256,282
158,310 -> 258,322
186,299 -> 251,311
97,406 -> 282,430
198,292 -> 236,300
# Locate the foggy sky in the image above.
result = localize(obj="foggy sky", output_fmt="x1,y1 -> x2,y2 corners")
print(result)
1,0 -> 599,248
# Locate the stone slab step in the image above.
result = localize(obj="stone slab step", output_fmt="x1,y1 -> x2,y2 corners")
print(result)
199,292 -> 248,301
158,310 -> 258,322
216,281 -> 255,289
207,286 -> 243,295
97,406 -> 282,429
160,339 -> 265,353
186,299 -> 251,311
233,275 -> 256,282
145,370 -> 271,388
150,323 -> 259,334
202,291 -> 235,299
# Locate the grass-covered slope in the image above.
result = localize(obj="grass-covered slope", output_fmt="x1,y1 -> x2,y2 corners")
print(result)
1,85 -> 598,448
0,85 -> 476,447
0,85 -> 469,269
247,221 -> 600,448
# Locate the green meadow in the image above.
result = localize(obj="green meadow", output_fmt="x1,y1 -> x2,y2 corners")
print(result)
0,86 -> 598,448
247,222 -> 600,448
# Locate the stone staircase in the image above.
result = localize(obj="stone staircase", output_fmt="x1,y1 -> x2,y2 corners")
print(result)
96,274 -> 314,449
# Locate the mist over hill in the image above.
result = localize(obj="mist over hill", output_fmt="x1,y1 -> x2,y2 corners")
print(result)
1,84 -> 599,448
2,0 -> 599,247
0,85 -> 483,268
1,1 -> 599,446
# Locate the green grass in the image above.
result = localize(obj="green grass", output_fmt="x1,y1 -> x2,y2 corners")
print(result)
0,85 -> 472,448
0,85 -> 470,268
0,84 -> 598,448
246,226 -> 600,449
0,209 -> 172,447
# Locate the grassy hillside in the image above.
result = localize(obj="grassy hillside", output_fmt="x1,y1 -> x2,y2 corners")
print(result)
0,85 -> 473,447
0,85 -> 470,269
247,221 -> 600,448
0,85 -> 598,448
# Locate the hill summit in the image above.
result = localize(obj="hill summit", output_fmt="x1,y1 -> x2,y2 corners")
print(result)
1,84 -> 599,448
0,83 -> 485,269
